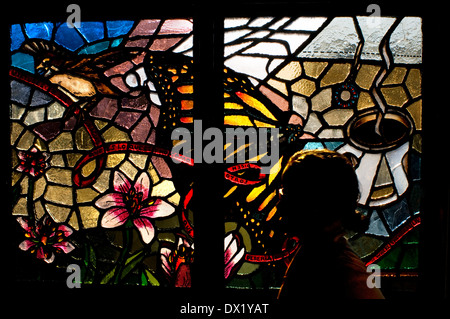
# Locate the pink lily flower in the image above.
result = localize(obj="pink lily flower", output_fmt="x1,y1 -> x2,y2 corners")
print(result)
95,171 -> 175,244
17,216 -> 75,263
16,146 -> 50,178
160,236 -> 194,287
224,232 -> 245,279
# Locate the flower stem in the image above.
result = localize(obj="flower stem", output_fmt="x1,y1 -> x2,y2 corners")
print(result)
113,227 -> 133,284
26,177 -> 35,223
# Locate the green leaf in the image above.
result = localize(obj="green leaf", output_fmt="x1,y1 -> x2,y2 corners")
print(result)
100,266 -> 116,284
142,269 -> 160,287
120,250 -> 145,281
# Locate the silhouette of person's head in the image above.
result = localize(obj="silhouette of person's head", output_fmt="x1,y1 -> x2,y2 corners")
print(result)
280,149 -> 367,239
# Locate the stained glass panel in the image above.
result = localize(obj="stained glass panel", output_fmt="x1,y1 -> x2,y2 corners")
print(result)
10,19 -> 195,286
222,16 -> 422,290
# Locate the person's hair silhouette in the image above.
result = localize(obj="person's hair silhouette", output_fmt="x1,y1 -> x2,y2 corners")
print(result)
277,149 -> 384,300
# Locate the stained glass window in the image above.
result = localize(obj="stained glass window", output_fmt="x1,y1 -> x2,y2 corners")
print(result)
9,6 -> 437,303
222,16 -> 422,291
10,19 -> 195,286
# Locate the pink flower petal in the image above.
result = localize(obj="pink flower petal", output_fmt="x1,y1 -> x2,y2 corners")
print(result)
160,248 -> 173,275
113,171 -> 132,194
17,151 -> 27,161
224,236 -> 238,265
17,217 -> 31,232
133,172 -> 150,201
101,207 -> 129,228
224,247 -> 244,279
19,239 -> 35,251
140,199 -> 175,219
95,193 -> 126,209
57,224 -> 73,237
133,218 -> 155,244
36,247 -> 55,263
53,241 -> 75,254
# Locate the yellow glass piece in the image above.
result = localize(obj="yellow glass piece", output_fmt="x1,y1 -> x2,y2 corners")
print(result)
151,179 -> 176,197
44,185 -> 73,206
94,119 -> 108,130
357,91 -> 375,110
33,176 -> 46,200
78,206 -> 100,229
406,99 -> 422,130
102,126 -> 130,142
224,115 -> 253,126
258,190 -> 277,212
92,169 -> 111,193
266,206 -> 277,222
10,122 -> 24,146
268,156 -> 283,185
253,120 -> 276,128
303,61 -> 328,78
66,153 -> 82,167
45,203 -> 71,223
323,109 -> 354,126
355,64 -> 381,90
320,63 -> 351,87
48,132 -> 74,152
291,78 -> 316,97
224,185 -> 238,198
12,197 -> 27,216
76,188 -> 100,203
34,200 -> 46,219
16,129 -> 35,151
380,86 -> 408,107
106,153 -> 126,168
119,160 -> 138,180
246,184 -> 266,202
45,168 -> 72,186
81,159 -> 97,177
34,138 -> 48,152
383,67 -> 407,85
235,92 -> 277,121
68,212 -> 79,230
128,153 -> 148,170
371,186 -> 395,200
276,61 -> 302,81
405,69 -> 421,98
148,163 -> 160,185
75,127 -> 94,151
177,85 -> 194,94
225,102 -> 244,110
167,192 -> 181,206
267,79 -> 288,96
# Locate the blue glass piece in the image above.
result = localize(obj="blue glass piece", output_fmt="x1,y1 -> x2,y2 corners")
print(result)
106,20 -> 134,38
10,24 -> 25,51
76,21 -> 105,43
111,38 -> 123,48
30,89 -> 53,107
24,22 -> 54,40
54,23 -> 85,51
11,53 -> 35,73
366,210 -> 389,237
10,80 -> 32,105
324,141 -> 344,150
381,199 -> 410,231
303,141 -> 324,150
78,41 -> 110,55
